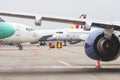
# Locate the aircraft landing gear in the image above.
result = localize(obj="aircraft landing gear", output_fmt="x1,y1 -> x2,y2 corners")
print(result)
63,40 -> 67,46
39,41 -> 47,46
17,44 -> 23,50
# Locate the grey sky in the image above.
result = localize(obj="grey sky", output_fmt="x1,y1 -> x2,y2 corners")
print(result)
0,0 -> 120,29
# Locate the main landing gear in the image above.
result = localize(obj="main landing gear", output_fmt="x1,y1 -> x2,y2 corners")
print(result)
63,40 -> 67,46
39,41 -> 47,46
17,44 -> 23,50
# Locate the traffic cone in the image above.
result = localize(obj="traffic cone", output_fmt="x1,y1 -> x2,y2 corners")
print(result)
37,45 -> 40,47
96,60 -> 101,69
34,51 -> 38,56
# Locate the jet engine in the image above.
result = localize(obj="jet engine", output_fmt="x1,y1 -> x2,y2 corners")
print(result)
35,16 -> 42,26
85,29 -> 120,61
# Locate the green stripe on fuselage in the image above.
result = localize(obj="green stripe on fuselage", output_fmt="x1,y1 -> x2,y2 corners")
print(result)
0,22 -> 15,39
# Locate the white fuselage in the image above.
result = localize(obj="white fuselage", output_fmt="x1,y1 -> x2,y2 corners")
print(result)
51,28 -> 99,41
35,28 -> 92,41
0,22 -> 42,44
35,29 -> 58,37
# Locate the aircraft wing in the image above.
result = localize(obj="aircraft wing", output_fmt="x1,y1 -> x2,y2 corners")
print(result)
0,10 -> 85,26
0,10 -> 120,31
39,34 -> 53,41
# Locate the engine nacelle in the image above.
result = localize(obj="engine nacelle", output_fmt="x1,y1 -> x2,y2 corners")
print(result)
85,29 -> 120,61
35,19 -> 42,26
35,16 -> 42,26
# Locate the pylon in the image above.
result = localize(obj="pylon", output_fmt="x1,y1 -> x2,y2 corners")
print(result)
34,51 -> 38,56
37,45 -> 40,47
96,60 -> 101,69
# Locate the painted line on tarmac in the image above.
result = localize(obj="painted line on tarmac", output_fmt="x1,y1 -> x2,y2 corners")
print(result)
0,66 -> 94,69
59,61 -> 75,66
0,66 -> 119,69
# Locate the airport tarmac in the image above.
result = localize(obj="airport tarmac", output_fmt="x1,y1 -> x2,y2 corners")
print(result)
0,44 -> 119,80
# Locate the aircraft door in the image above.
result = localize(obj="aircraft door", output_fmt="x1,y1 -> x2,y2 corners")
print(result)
15,26 -> 21,36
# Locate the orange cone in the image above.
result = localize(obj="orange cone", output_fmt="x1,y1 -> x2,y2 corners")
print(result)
96,60 -> 101,69
34,51 -> 38,56
37,45 -> 40,47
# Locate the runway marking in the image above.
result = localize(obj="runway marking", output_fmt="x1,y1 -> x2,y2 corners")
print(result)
0,66 -> 119,69
0,66 -> 95,69
59,61 -> 74,66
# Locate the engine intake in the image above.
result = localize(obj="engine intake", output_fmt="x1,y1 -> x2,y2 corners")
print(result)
85,29 -> 120,61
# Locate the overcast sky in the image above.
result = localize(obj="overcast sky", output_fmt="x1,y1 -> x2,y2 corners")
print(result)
0,0 -> 120,29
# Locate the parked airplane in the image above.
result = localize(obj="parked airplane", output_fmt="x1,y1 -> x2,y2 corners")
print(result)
0,18 -> 42,50
37,14 -> 88,46
35,25 -> 95,46
33,28 -> 87,46
36,28 -> 87,46
0,11 -> 119,62
50,27 -> 98,45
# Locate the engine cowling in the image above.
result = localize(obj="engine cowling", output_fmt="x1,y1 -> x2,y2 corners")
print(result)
85,29 -> 120,61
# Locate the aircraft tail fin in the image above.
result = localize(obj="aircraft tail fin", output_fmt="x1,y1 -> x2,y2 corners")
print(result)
70,14 -> 87,29
70,24 -> 84,29
79,14 -> 87,19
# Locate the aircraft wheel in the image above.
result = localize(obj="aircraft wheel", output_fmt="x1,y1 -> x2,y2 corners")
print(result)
18,44 -> 23,50
40,42 -> 46,46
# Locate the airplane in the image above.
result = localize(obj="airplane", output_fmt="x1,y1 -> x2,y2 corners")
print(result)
0,10 -> 119,62
32,28 -> 88,46
34,25 -> 93,46
35,28 -> 87,46
50,27 -> 98,46
36,14 -> 88,46
0,18 -> 42,50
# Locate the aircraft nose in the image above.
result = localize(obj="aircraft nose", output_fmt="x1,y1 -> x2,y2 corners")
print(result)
0,22 -> 15,39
